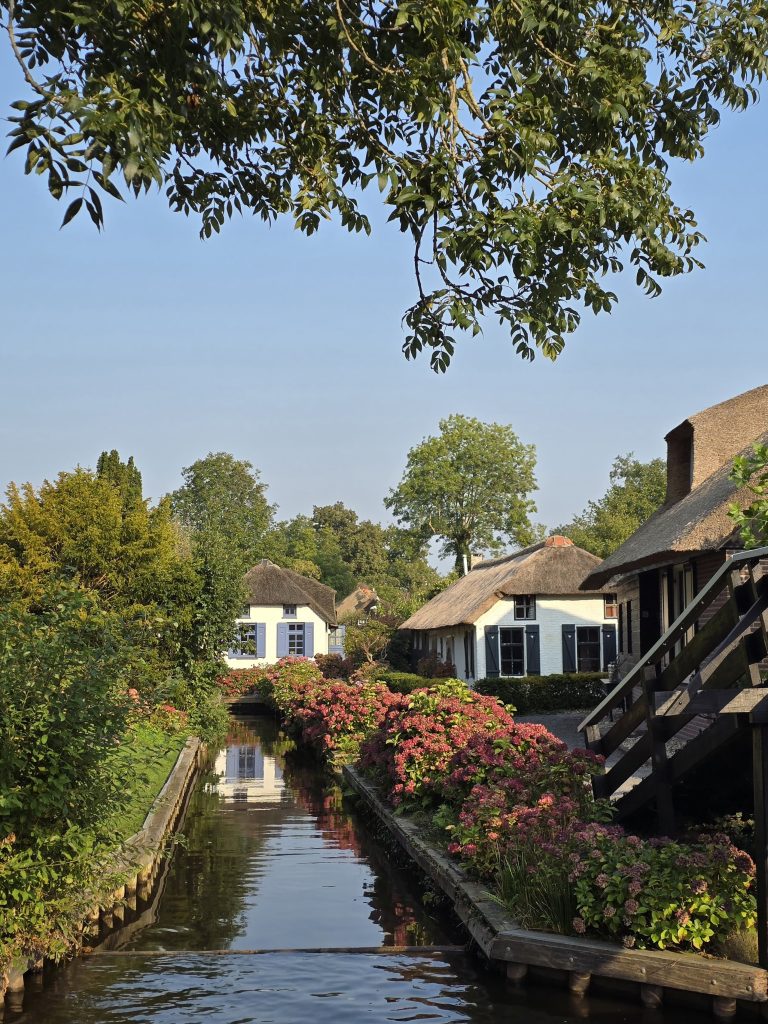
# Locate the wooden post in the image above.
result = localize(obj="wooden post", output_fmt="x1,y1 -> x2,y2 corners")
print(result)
644,671 -> 675,835
753,723 -> 768,969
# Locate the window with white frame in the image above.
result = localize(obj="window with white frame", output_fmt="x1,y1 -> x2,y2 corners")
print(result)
500,627 -> 525,675
288,622 -> 305,656
604,594 -> 618,618
576,626 -> 601,671
283,604 -> 297,618
514,595 -> 536,620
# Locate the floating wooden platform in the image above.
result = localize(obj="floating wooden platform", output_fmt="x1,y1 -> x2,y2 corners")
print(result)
343,765 -> 768,1020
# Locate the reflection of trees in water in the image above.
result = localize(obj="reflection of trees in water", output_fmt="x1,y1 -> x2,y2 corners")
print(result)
283,752 -> 445,947
130,779 -> 266,950
129,716 -> 445,952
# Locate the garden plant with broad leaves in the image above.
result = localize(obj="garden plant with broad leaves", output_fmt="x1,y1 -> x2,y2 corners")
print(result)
3,0 -> 767,369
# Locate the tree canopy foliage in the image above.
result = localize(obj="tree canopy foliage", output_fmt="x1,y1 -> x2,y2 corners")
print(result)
729,443 -> 768,548
4,0 -> 767,368
264,501 -> 446,616
555,452 -> 666,557
386,414 -> 538,571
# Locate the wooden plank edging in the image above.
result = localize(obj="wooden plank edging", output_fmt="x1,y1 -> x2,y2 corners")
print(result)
119,736 -> 202,872
343,766 -> 768,1004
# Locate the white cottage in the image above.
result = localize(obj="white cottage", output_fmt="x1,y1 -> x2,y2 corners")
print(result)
400,536 -> 617,682
224,559 -> 340,668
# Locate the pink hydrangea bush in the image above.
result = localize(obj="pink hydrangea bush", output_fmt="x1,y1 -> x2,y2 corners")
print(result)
289,678 -> 399,762
359,680 -> 521,806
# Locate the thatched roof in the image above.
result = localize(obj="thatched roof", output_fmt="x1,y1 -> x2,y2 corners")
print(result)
244,560 -> 337,625
400,536 -> 608,631
582,428 -> 768,589
337,584 -> 379,623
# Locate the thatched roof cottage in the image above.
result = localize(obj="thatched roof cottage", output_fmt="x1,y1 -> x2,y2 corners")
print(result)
224,559 -> 339,667
401,536 -> 617,681
581,384 -> 768,674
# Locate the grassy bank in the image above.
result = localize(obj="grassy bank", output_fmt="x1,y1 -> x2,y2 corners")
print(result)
109,723 -> 189,841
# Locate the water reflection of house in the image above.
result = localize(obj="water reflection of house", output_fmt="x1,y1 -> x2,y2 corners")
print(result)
207,745 -> 288,803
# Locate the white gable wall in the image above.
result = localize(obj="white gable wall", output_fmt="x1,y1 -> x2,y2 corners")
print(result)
223,603 -> 331,669
474,594 -> 614,679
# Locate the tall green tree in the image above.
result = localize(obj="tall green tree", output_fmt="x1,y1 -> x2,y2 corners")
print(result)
169,453 -> 275,667
96,449 -> 143,510
555,453 -> 666,558
385,414 -> 538,573
170,452 -> 274,565
5,0 -> 767,369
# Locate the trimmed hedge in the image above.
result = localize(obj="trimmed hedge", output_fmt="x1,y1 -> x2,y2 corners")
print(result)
372,669 -> 439,693
474,673 -> 607,713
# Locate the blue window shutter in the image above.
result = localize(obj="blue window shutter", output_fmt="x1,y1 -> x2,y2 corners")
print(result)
305,622 -> 314,658
562,624 -> 577,673
601,624 -> 617,670
277,623 -> 288,658
256,623 -> 266,660
484,626 -> 499,677
525,625 -> 541,675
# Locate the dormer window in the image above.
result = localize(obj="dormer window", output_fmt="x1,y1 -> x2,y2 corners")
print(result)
283,604 -> 297,618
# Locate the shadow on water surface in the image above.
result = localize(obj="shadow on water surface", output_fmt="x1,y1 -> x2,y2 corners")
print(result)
9,717 -> 714,1024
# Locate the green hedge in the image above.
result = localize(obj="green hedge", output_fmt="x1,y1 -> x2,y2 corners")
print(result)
475,673 -> 607,713
372,669 -> 440,693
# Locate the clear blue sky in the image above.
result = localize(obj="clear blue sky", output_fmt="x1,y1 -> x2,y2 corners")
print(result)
1,51 -> 766,537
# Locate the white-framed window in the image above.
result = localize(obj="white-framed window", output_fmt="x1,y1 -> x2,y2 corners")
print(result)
241,604 -> 251,619
500,627 -> 525,675
288,622 -> 305,656
576,626 -> 601,671
604,594 -> 618,618
283,604 -> 297,617
514,595 -> 536,620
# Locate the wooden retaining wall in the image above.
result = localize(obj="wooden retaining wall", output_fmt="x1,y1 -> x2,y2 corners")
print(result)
2,736 -> 204,1008
344,766 -> 768,1021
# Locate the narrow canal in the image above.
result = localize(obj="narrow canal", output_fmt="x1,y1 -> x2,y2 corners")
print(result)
14,718 -> 711,1023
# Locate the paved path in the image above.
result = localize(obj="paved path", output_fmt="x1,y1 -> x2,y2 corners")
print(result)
516,712 -> 587,749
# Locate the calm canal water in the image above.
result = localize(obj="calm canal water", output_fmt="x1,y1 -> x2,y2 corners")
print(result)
12,717 -> 711,1024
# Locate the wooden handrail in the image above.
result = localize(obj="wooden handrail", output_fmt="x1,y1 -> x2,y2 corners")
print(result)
578,545 -> 768,733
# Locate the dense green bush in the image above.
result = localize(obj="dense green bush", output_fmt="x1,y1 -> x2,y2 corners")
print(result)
475,673 -> 606,713
372,669 -> 440,693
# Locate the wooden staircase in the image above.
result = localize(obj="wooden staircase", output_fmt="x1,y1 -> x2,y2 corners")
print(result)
579,547 -> 768,830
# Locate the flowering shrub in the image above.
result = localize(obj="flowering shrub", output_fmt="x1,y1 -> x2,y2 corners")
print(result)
359,680 -> 520,806
290,679 -> 398,762
260,657 -> 324,715
260,658 -> 758,955
572,831 -> 756,950
216,668 -> 268,700
145,703 -> 190,733
314,653 -> 354,680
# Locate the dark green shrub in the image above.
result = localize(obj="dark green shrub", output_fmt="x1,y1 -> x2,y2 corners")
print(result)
372,669 -> 435,693
475,673 -> 606,713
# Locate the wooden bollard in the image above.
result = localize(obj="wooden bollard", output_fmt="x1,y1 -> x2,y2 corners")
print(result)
101,907 -> 114,931
6,960 -> 26,994
640,984 -> 663,1009
569,972 -> 591,997
125,875 -> 137,897
137,867 -> 151,900
713,997 -> 737,1020
505,962 -> 528,984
